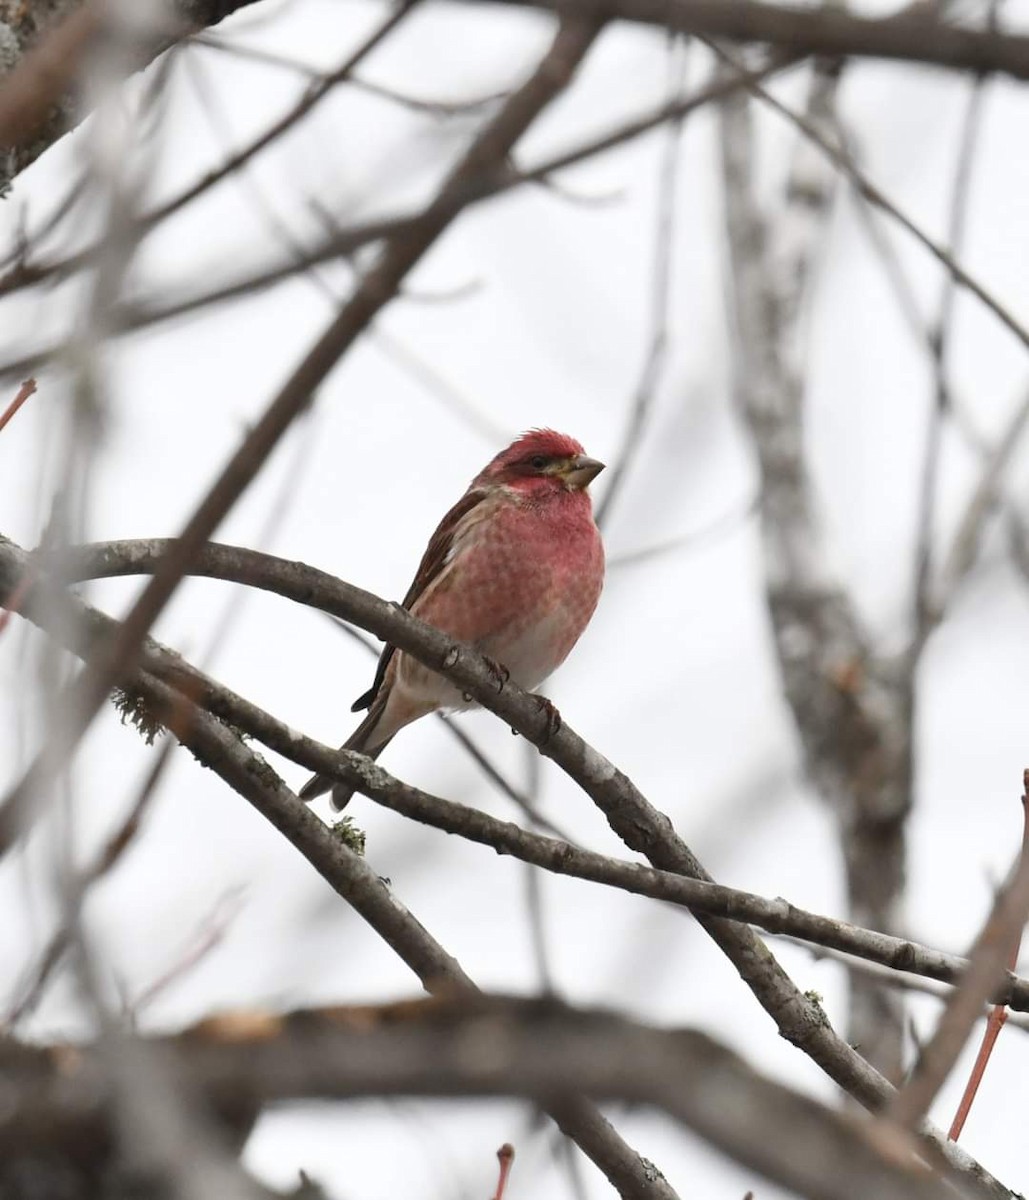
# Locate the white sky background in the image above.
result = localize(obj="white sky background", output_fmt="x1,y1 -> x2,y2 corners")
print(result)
3,0 -> 1029,1196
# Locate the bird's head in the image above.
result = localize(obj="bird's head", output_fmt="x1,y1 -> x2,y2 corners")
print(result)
477,429 -> 605,499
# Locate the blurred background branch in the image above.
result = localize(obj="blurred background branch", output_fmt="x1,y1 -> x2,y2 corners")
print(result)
4,0 -> 1029,1197
717,40 -> 912,1083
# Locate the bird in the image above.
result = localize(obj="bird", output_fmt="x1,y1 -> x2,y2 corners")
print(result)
300,428 -> 606,810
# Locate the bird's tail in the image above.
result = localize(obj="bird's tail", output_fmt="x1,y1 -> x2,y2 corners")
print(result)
298,704 -> 395,812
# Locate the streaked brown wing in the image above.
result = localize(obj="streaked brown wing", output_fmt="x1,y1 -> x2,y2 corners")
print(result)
351,487 -> 490,712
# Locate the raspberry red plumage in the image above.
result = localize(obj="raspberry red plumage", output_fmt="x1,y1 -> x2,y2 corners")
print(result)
300,430 -> 605,809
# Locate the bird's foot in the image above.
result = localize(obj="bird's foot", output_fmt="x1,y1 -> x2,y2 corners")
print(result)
482,655 -> 511,692
532,695 -> 562,743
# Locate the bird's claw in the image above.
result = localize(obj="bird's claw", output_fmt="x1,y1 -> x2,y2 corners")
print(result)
483,655 -> 511,692
532,695 -> 562,743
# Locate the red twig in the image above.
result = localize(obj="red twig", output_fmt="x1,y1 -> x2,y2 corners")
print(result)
492,1143 -> 515,1200
948,771 -> 1029,1140
0,377 -> 36,436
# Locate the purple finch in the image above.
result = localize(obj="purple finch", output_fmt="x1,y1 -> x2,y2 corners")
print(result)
301,429 -> 605,810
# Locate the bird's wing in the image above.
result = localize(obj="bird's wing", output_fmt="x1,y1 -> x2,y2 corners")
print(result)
351,487 -> 491,712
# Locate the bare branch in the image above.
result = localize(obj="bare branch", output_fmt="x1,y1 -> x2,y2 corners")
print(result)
717,42 -> 910,1079
0,535 -> 1016,1199
13,534 -> 1029,1011
133,670 -> 682,1200
480,0 -> 1029,82
890,773 -> 1029,1130
7,0 -> 1029,199
0,52 -> 800,371
939,379 -> 1029,604
0,14 -> 604,861
596,36 -> 688,527
711,41 -> 1029,364
5,733 -> 176,1027
0,0 -> 265,184
0,377 -> 36,436
912,52 -> 992,642
0,995 -> 962,1200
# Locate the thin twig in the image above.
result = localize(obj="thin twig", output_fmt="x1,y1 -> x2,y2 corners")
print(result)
706,38 -> 1029,361
348,74 -> 510,118
0,3 -> 419,300
596,36 -> 689,527
128,888 -> 247,1020
939,377 -> 1029,605
0,55 -> 802,383
607,496 -> 757,569
889,770 -> 1029,1130
194,20 -> 503,123
521,740 -> 556,992
493,1143 -> 515,1200
0,377 -> 36,436
4,735 -> 178,1027
947,775 -> 1029,1140
913,20 -> 994,644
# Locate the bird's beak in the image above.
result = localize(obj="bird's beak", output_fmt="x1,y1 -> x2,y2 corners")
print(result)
561,455 -> 605,490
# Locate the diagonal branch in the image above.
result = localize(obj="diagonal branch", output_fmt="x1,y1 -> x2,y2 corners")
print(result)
0,534 -> 1015,1198
912,53 -> 992,643
0,13 -> 603,857
595,36 -> 688,527
9,536 -> 1029,1011
939,379 -> 1029,607
890,775 -> 1029,1131
0,50 -> 797,325
130,670 -> 680,1200
0,1 -> 418,296
0,0 -> 265,185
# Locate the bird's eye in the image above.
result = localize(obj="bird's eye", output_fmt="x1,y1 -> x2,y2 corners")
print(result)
529,455 -> 548,470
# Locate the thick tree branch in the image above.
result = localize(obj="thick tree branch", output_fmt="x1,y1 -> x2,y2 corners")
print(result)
0,534 -> 1014,1199
346,765 -> 1029,1014
0,1 -> 417,298
0,0 -> 265,186
1,996 -> 956,1200
482,0 -> 1029,82
128,670 -> 681,1200
7,532 -> 1029,1010
6,0 -> 1029,201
